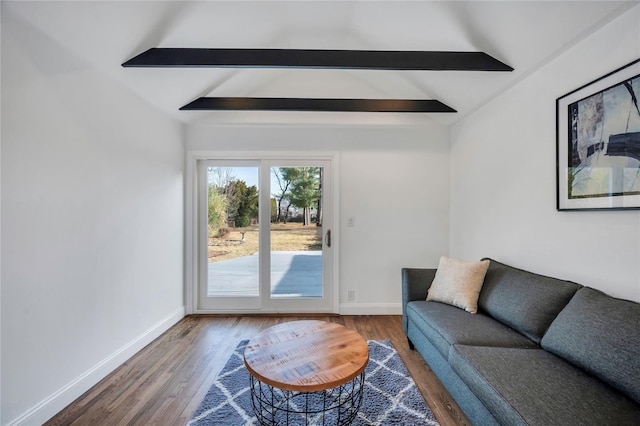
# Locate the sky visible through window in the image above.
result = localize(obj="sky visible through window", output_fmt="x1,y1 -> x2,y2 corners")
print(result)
232,167 -> 259,188
227,167 -> 285,197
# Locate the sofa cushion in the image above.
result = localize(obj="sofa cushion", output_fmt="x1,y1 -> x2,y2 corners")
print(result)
478,259 -> 581,343
426,256 -> 490,313
541,287 -> 640,404
406,300 -> 537,359
450,345 -> 640,426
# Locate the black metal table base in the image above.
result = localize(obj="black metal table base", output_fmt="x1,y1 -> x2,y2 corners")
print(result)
249,372 -> 365,426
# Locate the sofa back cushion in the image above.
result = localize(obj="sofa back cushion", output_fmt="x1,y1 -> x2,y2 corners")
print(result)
478,259 -> 581,343
541,287 -> 640,404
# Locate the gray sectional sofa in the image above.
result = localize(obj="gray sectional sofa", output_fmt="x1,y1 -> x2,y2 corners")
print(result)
402,258 -> 640,425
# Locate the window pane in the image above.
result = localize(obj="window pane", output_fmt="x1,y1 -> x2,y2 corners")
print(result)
270,166 -> 323,298
207,166 -> 259,297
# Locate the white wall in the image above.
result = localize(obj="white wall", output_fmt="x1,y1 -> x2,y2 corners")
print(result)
187,124 -> 450,313
0,3 -> 3,421
1,8 -> 184,425
450,5 -> 640,302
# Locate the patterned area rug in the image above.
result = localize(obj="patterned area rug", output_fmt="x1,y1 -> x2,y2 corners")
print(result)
188,339 -> 439,425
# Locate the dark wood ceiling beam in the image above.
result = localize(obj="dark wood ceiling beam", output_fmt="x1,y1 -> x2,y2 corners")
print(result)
179,97 -> 456,113
123,48 -> 513,71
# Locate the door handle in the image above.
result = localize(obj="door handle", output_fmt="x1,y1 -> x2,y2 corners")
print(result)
325,229 -> 331,248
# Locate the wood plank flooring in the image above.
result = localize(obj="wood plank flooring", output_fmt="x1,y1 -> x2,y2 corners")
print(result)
45,315 -> 470,426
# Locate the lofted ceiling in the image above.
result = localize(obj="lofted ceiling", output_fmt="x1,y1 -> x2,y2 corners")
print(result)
4,1 -> 635,127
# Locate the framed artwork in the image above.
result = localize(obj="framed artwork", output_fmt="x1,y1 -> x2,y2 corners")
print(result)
556,59 -> 640,210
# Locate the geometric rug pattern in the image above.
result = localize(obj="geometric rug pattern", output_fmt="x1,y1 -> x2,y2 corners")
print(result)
188,339 -> 439,425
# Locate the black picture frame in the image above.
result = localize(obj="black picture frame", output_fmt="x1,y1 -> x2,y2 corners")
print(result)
556,59 -> 640,210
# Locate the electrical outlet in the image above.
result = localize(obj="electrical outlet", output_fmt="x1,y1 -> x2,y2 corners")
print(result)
347,217 -> 355,227
347,290 -> 355,301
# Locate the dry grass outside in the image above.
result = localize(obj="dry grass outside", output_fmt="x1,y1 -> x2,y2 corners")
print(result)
208,223 -> 322,262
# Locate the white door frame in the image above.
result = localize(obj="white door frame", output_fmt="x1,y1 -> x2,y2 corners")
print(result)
185,150 -> 340,314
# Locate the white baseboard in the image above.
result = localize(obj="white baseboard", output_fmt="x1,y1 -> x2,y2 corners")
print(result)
339,302 -> 402,315
8,306 -> 185,426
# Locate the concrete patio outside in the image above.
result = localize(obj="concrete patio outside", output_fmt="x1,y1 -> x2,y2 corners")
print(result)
208,251 -> 322,298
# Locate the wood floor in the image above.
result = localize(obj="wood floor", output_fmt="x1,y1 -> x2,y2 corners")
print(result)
45,315 -> 470,426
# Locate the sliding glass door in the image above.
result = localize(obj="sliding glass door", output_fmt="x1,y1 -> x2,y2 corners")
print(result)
197,159 -> 334,313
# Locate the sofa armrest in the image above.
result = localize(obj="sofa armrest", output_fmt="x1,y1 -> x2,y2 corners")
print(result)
402,268 -> 436,334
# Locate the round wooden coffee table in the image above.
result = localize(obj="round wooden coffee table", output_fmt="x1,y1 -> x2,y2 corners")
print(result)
244,320 -> 369,425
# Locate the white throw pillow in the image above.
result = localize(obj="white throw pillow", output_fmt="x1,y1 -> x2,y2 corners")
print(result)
426,256 -> 490,314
